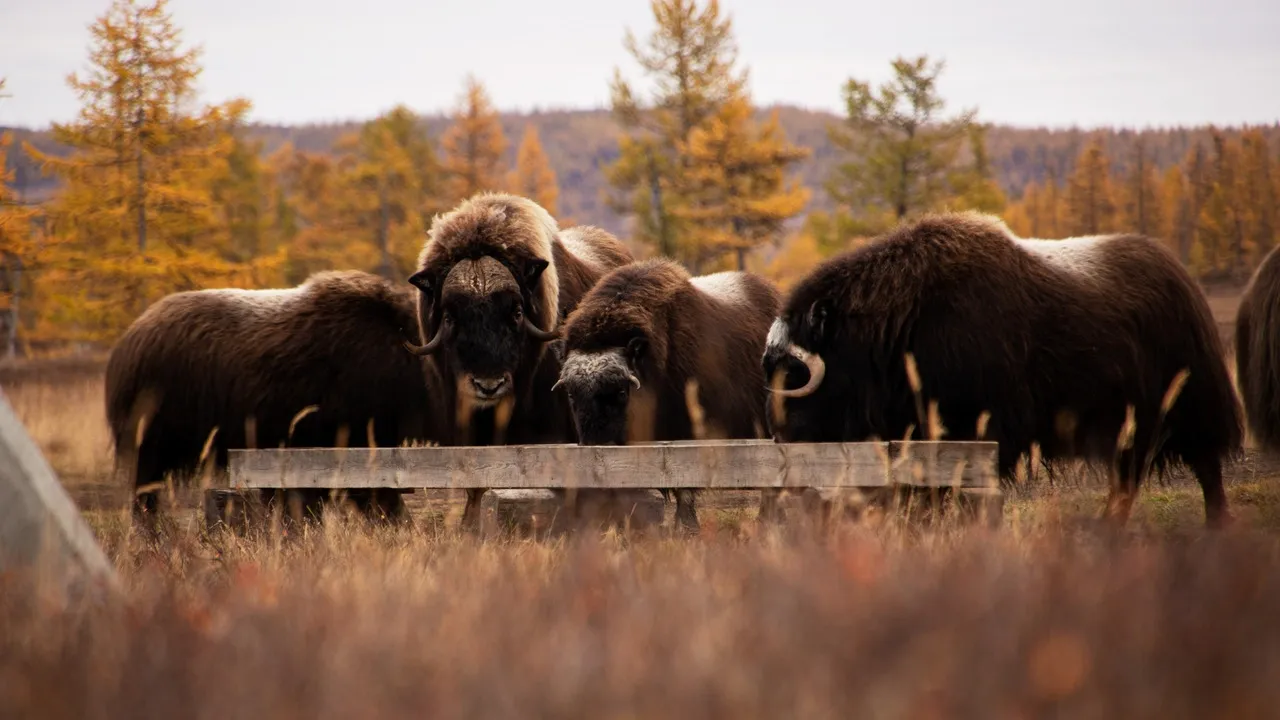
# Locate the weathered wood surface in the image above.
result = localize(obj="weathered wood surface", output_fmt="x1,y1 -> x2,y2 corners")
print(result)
225,440 -> 998,490
0,389 -> 119,593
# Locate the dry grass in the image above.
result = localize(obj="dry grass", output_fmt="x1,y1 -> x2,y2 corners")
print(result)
5,356 -> 1280,717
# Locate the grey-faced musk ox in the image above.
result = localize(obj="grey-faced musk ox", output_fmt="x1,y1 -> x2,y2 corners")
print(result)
553,259 -> 782,532
106,271 -> 442,530
762,212 -> 1242,528
404,192 -> 634,529
1235,244 -> 1280,451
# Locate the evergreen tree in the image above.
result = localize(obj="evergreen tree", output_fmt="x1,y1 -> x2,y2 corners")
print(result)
23,0 -> 253,342
826,55 -> 980,231
1064,138 -> 1116,235
679,96 -> 810,270
606,0 -> 745,261
440,76 -> 508,204
508,124 -> 560,216
1120,136 -> 1162,237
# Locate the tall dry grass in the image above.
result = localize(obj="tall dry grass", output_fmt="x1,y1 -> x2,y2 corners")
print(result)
4,357 -> 1280,717
3,518 -> 1280,719
0,358 -> 114,485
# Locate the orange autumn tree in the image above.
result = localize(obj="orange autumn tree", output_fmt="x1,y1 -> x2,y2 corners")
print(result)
440,76 -> 508,204
508,124 -> 560,216
680,95 -> 810,270
0,80 -> 42,356
25,0 -> 259,344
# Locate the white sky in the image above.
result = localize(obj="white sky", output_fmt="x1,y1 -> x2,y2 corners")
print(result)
2,0 -> 1278,129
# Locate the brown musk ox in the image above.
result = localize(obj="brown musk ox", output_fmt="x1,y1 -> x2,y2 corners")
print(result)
552,259 -> 782,532
762,212 -> 1243,528
404,192 -> 634,529
106,271 -> 443,531
1235,244 -> 1280,451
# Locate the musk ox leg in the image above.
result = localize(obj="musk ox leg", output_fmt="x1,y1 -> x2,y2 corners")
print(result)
131,451 -> 166,536
673,489 -> 700,534
461,488 -> 486,533
1190,457 -> 1232,529
1102,450 -> 1140,528
350,489 -> 410,525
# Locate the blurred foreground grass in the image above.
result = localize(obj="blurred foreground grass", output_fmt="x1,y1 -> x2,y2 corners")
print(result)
6,362 -> 1280,718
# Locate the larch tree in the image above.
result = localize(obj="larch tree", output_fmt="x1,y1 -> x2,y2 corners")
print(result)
1240,129 -> 1277,267
0,82 -> 40,357
825,55 -> 982,233
24,0 -> 252,343
338,106 -> 442,279
508,124 -> 560,216
440,77 -> 508,204
1120,136 -> 1162,237
679,96 -> 810,270
1197,131 -> 1248,280
1064,138 -> 1116,236
606,0 -> 746,262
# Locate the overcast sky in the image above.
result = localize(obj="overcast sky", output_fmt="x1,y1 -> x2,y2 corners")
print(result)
2,0 -> 1278,130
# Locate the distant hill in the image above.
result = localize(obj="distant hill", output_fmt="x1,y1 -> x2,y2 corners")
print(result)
7,107 -> 1279,237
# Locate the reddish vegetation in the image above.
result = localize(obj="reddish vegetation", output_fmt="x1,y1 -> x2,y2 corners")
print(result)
1,523 -> 1278,718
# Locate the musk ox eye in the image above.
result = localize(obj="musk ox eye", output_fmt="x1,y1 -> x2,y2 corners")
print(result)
512,305 -> 524,324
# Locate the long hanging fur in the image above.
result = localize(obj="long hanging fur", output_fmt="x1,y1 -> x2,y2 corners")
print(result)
1236,244 -> 1280,450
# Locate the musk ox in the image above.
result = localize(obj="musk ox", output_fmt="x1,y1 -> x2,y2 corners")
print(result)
1235,244 -> 1280,451
762,212 -> 1242,528
404,192 -> 634,528
553,260 -> 782,532
107,271 -> 442,529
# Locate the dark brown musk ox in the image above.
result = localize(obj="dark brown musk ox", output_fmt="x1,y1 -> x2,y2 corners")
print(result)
1235,244 -> 1280,451
403,192 -> 634,529
551,259 -> 782,532
762,212 -> 1243,528
106,270 -> 443,531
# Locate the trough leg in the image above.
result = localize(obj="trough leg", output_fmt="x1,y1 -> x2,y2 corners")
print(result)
756,488 -> 786,525
1191,457 -> 1232,529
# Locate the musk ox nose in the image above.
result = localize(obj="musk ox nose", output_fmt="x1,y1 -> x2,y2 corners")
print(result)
470,375 -> 510,397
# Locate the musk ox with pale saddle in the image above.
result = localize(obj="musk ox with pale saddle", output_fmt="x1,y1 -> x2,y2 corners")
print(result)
106,271 -> 442,530
553,259 -> 782,532
1235,244 -> 1280,452
404,192 -> 634,529
762,212 -> 1242,528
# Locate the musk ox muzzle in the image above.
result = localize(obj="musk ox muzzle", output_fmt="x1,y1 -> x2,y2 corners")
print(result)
763,318 -> 826,398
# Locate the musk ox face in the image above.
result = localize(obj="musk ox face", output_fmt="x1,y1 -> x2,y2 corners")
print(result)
554,337 -> 646,445
762,299 -> 839,442
407,254 -> 555,406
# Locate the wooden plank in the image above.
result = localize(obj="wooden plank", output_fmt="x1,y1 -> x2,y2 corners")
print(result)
0,389 -> 119,594
226,440 -> 998,491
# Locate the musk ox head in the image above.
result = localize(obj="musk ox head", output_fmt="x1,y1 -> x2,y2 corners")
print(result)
405,193 -> 561,406
552,261 -> 684,445
553,339 -> 647,445
762,285 -> 838,443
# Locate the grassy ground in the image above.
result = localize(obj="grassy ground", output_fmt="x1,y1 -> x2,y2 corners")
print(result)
4,356 -> 1280,718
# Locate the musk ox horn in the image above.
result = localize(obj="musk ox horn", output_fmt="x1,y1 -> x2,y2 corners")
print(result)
771,343 -> 826,398
523,316 -> 560,342
403,320 -> 452,356
627,372 -> 641,390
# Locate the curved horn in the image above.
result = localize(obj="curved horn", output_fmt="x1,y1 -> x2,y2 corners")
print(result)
626,372 -> 641,390
771,343 -> 826,398
523,316 -> 560,342
551,377 -> 565,393
403,320 -> 451,357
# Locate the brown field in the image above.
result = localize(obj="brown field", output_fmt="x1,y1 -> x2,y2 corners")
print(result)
4,297 -> 1280,718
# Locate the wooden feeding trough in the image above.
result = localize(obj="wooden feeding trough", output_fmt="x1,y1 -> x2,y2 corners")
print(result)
212,439 -> 1003,535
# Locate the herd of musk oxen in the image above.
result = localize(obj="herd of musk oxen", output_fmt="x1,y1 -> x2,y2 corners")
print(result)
105,189 -> 1280,535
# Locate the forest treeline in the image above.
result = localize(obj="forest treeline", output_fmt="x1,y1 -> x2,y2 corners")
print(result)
1,0 -> 1278,356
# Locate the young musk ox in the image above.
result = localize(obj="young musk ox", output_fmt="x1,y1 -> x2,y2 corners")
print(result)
106,271 -> 442,531
1235,244 -> 1280,451
762,212 -> 1242,528
552,260 -> 782,532
404,192 -> 634,529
